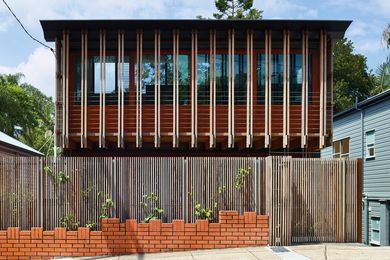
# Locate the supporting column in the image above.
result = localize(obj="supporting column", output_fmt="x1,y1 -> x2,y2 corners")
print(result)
246,29 -> 253,148
54,37 -> 61,155
155,29 -> 161,148
301,30 -> 308,149
117,30 -> 125,148
173,30 -> 180,148
81,30 -> 88,148
228,29 -> 235,148
209,29 -> 216,148
319,30 -> 327,149
61,31 -> 69,149
99,30 -> 106,148
136,30 -> 143,148
283,30 -> 290,148
265,30 -> 272,148
191,30 -> 198,148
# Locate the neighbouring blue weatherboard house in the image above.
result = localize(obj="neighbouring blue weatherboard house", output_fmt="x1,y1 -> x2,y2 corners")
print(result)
321,89 -> 390,246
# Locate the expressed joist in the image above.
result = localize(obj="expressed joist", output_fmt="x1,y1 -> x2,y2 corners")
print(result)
228,29 -> 235,148
99,30 -> 106,148
283,30 -> 290,148
191,30 -> 198,148
319,30 -> 327,148
117,30 -> 125,148
81,30 -> 88,148
155,30 -> 161,148
246,29 -> 254,148
173,30 -> 180,148
209,29 -> 217,148
61,31 -> 69,148
264,30 -> 272,148
136,30 -> 143,148
301,30 -> 309,148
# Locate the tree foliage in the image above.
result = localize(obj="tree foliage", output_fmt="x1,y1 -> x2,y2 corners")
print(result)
333,38 -> 375,112
384,23 -> 390,48
0,74 -> 54,155
212,0 -> 263,19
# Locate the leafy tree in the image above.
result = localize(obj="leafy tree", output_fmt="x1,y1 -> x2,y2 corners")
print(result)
384,23 -> 390,48
212,0 -> 263,20
333,39 -> 375,112
371,57 -> 390,95
0,73 -> 54,155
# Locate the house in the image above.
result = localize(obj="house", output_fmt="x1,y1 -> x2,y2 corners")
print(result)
40,19 -> 350,156
321,89 -> 390,246
0,131 -> 43,157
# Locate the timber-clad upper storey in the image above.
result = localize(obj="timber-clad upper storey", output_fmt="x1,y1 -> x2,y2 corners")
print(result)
41,19 -> 351,153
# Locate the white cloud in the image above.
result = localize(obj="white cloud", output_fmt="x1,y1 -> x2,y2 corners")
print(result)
0,47 -> 55,97
259,0 -> 318,19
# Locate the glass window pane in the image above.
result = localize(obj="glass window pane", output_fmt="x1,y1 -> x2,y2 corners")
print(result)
271,54 -> 283,105
106,61 -> 116,94
342,138 -> 349,155
234,54 -> 247,105
366,131 -> 375,145
216,54 -> 228,104
256,54 -> 265,104
179,54 -> 190,105
94,62 -> 100,94
197,54 -> 210,105
160,54 -> 173,104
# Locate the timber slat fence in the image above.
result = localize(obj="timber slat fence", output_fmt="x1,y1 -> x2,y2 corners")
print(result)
0,156 -> 361,245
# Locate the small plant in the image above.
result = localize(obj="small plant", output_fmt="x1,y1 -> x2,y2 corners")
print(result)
85,221 -> 97,230
60,214 -> 79,231
195,203 -> 213,221
44,166 -> 69,185
140,192 -> 164,223
99,196 -> 114,219
81,186 -> 95,199
234,167 -> 251,189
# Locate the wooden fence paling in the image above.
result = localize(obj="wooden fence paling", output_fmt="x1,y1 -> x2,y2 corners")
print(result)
0,156 -> 361,245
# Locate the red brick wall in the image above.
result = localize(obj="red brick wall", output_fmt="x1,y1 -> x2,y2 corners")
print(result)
0,211 -> 268,259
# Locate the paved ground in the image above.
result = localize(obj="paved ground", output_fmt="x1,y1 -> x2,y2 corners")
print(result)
62,244 -> 390,260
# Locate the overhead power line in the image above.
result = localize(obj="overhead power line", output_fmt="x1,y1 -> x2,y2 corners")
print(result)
1,0 -> 54,54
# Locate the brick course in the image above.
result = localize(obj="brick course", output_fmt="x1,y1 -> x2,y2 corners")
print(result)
0,211 -> 268,259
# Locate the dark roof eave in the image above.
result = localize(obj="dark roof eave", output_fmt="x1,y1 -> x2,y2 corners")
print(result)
40,19 -> 352,42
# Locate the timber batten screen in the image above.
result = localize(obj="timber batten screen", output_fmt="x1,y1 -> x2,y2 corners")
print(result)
45,19 -> 351,153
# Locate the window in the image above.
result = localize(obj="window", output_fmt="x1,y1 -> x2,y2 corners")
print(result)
257,54 -> 312,105
75,56 -> 130,104
366,130 -> 376,159
371,216 -> 380,245
197,54 -> 247,105
333,138 -> 350,158
136,54 -> 190,105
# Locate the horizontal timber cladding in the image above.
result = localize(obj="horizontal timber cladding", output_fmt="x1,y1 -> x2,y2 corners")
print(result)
0,156 -> 361,246
59,27 -> 329,151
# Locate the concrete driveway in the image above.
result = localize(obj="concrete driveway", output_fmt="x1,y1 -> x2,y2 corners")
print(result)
62,244 -> 390,260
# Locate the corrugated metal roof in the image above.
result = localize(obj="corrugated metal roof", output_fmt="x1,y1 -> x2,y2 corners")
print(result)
0,131 -> 44,156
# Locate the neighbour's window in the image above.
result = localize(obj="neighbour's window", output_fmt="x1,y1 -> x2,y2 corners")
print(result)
366,130 -> 376,159
370,216 -> 380,245
333,138 -> 350,158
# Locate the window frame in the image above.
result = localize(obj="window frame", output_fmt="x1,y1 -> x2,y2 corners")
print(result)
365,130 -> 376,160
370,216 -> 380,245
332,137 -> 350,158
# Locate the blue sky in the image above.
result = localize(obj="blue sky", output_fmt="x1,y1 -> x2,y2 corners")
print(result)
0,0 -> 388,97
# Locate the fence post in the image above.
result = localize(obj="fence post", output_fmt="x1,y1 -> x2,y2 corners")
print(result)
183,157 -> 188,222
341,158 -> 346,242
255,157 -> 259,215
39,157 -> 44,228
111,157 -> 117,218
